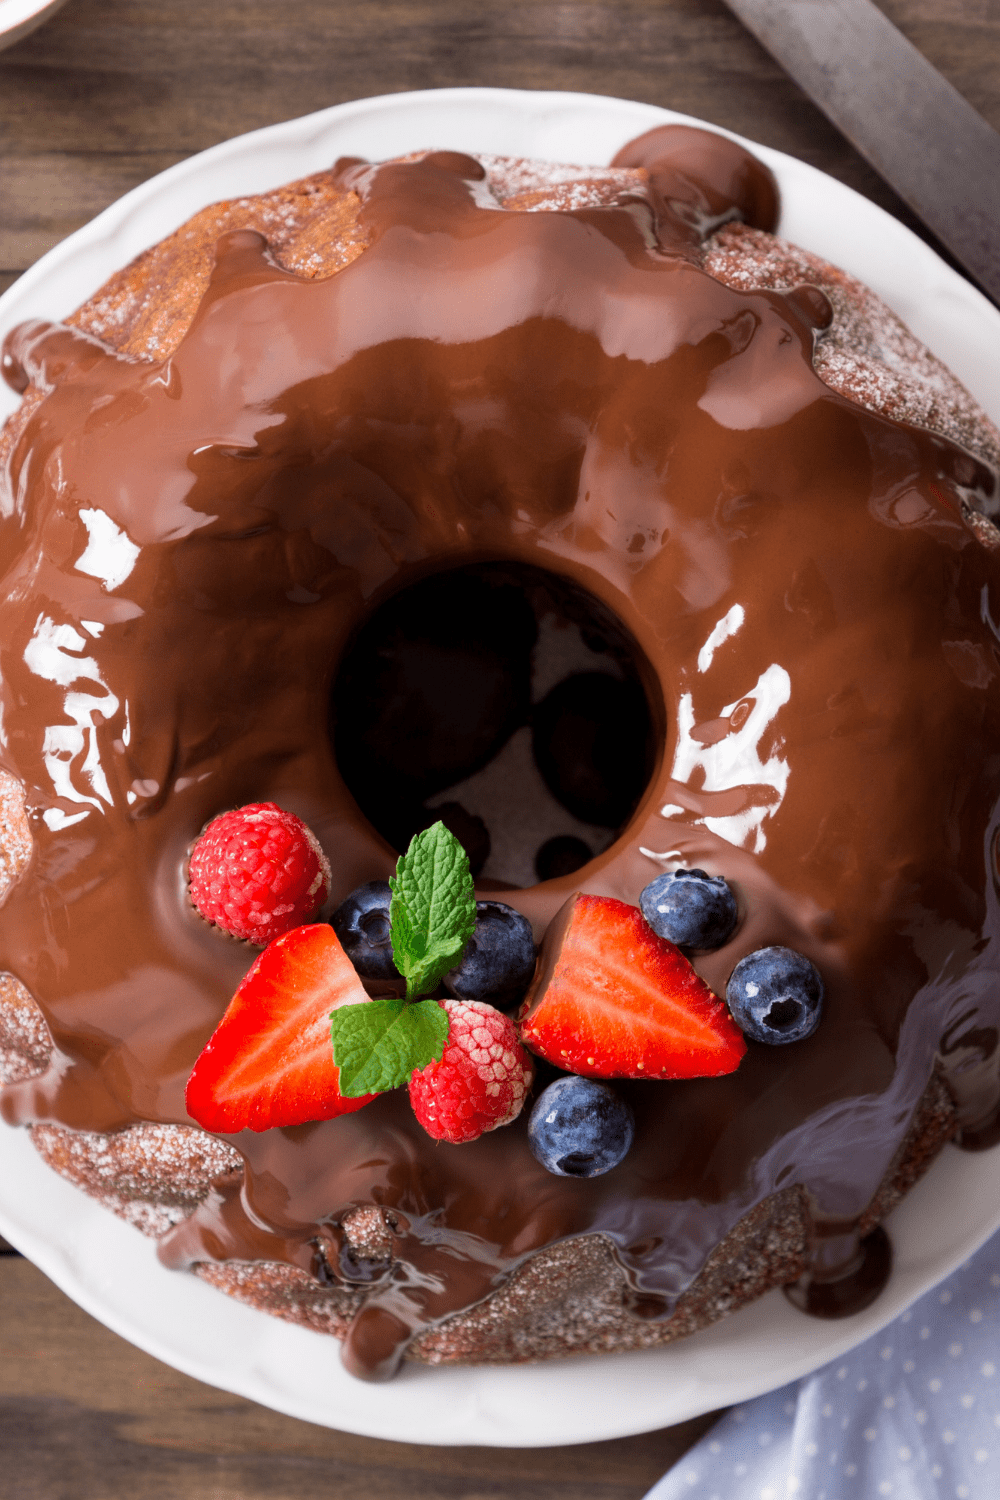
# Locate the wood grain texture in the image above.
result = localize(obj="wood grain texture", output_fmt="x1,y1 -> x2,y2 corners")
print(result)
4,0 -> 1000,280
719,0 -> 1000,299
0,1257 -> 718,1499
2,1 -> 1000,1493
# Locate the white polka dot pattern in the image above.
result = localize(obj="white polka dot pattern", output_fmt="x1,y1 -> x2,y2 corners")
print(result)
643,1230 -> 1000,1500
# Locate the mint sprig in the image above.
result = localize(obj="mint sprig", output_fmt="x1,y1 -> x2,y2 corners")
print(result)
389,821 -> 477,1002
329,822 -> 477,1098
331,997 -> 449,1097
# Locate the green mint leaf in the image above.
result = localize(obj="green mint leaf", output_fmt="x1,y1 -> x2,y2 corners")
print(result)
330,998 -> 449,1097
389,821 -> 476,1001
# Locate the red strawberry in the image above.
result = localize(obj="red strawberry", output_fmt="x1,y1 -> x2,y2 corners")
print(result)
409,1000 -> 535,1144
518,894 -> 746,1079
186,924 -> 376,1132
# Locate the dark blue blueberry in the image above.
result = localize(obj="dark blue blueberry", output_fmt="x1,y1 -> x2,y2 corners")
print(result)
640,868 -> 738,952
444,900 -> 536,1013
726,946 -> 823,1045
331,880 -> 400,981
527,1076 -> 635,1178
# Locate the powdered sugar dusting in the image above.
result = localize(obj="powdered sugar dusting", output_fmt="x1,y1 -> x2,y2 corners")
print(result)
342,1204 -> 394,1261
29,1120 -> 243,1236
0,148 -> 993,1372
0,772 -> 31,909
0,972 -> 52,1083
476,153 -> 642,204
194,1257 -> 360,1336
703,222 -> 1000,483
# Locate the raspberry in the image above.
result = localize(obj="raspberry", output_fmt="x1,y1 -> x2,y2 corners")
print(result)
409,1000 -> 535,1144
188,802 -> 331,945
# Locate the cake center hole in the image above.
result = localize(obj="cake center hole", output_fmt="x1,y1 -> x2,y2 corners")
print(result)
332,562 -> 659,887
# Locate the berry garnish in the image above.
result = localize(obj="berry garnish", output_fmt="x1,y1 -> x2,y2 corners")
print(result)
444,900 -> 536,1013
330,822 -> 476,1098
527,1075 -> 634,1177
388,820 -> 476,1002
639,869 -> 738,952
188,802 -> 331,945
329,991 -> 450,1097
331,880 -> 399,981
518,893 -> 746,1078
726,947 -> 824,1044
185,924 -> 376,1132
409,999 -> 534,1143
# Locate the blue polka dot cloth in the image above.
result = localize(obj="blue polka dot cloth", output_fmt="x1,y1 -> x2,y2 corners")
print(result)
644,1229 -> 1000,1499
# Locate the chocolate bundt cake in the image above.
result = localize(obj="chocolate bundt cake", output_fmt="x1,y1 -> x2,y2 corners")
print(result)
2,123 -> 1000,1382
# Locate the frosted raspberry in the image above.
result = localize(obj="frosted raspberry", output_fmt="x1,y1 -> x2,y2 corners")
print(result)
409,999 -> 535,1144
187,802 -> 331,945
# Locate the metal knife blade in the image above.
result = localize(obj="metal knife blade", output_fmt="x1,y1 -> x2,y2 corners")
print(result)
721,0 -> 1000,304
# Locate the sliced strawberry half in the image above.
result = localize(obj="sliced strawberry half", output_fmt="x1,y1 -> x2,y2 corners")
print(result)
186,923 -> 377,1132
518,894 -> 746,1079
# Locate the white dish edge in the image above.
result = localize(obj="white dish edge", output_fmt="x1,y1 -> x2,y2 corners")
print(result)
1,87 -> 999,1446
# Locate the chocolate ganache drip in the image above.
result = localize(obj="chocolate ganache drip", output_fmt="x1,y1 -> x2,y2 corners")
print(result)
2,127 -> 1000,1380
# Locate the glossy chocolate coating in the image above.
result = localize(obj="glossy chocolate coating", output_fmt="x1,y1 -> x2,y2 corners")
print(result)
2,128 -> 1000,1381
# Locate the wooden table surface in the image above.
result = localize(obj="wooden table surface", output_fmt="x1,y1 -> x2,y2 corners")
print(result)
2,1 -> 1000,1495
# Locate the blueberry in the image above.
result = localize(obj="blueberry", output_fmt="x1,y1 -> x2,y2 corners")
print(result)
444,901 -> 536,1012
331,881 -> 400,981
639,868 -> 738,952
528,1076 -> 635,1178
726,946 -> 823,1045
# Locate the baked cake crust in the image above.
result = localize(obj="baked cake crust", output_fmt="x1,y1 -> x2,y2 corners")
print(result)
2,132 -> 999,1377
0,963 -> 958,1362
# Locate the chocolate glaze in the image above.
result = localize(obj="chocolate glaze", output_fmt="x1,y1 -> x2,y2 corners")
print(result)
2,127 -> 1000,1379
785,1224 -> 892,1319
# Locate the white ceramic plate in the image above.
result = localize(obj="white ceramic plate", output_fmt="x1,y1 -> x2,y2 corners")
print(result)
2,88 -> 1000,1448
0,0 -> 70,52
